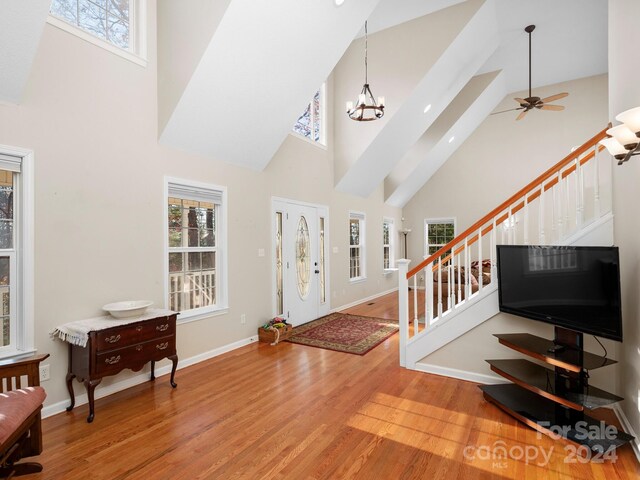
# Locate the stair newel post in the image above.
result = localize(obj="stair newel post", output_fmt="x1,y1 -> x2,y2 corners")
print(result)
437,256 -> 443,319
413,275 -> 418,336
426,261 -> 434,326
477,227 -> 483,292
539,184 -> 546,245
397,259 -> 410,367
593,145 -> 601,218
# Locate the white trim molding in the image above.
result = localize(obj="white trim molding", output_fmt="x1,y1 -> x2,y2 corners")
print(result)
331,287 -> 397,313
413,362 -> 508,385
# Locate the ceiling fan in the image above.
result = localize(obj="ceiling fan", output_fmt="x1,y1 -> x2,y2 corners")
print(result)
492,25 -> 569,121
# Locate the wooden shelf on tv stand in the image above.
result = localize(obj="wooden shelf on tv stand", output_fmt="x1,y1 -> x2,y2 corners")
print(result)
480,328 -> 634,454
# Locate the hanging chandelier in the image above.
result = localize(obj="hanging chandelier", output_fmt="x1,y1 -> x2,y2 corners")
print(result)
346,21 -> 385,121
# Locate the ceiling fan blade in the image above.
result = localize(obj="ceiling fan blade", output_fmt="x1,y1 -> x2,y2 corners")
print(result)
514,97 -> 527,105
540,104 -> 565,111
490,107 -> 525,116
540,92 -> 569,104
516,110 -> 529,121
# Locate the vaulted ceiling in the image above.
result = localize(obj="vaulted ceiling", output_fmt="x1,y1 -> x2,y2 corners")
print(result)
0,0 -> 608,208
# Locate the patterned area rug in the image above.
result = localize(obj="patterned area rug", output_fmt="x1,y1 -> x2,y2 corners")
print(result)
286,313 -> 399,355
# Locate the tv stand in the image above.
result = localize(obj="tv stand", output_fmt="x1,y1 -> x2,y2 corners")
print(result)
480,327 -> 634,453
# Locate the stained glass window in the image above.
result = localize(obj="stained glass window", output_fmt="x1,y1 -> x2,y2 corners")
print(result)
293,84 -> 325,145
275,212 -> 284,314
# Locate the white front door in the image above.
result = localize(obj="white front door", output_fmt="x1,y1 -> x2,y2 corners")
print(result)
273,199 -> 329,327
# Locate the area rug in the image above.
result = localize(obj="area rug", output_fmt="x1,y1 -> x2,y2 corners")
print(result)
286,313 -> 399,355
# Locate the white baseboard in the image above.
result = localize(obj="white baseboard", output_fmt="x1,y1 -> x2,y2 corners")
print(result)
42,335 -> 259,419
608,403 -> 640,464
331,287 -> 398,313
413,362 -> 508,385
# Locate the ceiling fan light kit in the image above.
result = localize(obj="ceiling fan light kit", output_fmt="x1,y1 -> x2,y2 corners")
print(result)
492,24 -> 569,120
346,21 -> 385,122
600,106 -> 640,165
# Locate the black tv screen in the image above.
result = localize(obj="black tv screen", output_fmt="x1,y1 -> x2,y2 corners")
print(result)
497,245 -> 622,342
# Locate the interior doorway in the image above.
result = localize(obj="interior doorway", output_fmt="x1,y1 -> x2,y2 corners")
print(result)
272,198 -> 330,326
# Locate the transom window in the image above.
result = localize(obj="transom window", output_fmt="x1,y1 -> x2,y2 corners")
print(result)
425,219 -> 455,260
349,212 -> 366,281
166,179 -> 227,320
50,0 -> 132,49
292,84 -> 326,145
383,218 -> 394,271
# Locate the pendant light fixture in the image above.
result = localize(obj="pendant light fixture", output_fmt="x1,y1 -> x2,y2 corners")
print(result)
346,21 -> 385,121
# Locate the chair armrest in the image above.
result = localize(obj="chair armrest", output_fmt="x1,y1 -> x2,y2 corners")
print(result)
0,354 -> 50,389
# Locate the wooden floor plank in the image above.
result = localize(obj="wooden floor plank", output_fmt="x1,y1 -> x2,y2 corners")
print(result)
30,292 -> 639,479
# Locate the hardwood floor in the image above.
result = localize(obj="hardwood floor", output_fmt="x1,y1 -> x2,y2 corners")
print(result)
33,292 -> 639,479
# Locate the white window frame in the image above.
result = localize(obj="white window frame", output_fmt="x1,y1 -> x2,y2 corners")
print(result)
47,0 -> 148,67
424,217 -> 456,259
383,217 -> 395,273
164,177 -> 228,324
0,145 -> 35,360
291,83 -> 327,148
349,211 -> 366,282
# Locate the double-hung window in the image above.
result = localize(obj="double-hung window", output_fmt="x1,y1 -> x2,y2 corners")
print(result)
292,84 -> 326,145
166,179 -> 227,320
425,219 -> 455,262
49,0 -> 147,65
349,212 -> 366,281
0,148 -> 34,359
383,218 -> 395,271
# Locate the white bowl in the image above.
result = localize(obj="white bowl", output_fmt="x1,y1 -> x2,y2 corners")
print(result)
103,300 -> 153,319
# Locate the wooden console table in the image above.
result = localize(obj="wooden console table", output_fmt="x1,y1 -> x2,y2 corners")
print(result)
63,311 -> 178,423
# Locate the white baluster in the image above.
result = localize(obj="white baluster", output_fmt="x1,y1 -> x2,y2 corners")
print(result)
456,250 -> 462,306
539,185 -> 546,245
558,171 -> 564,240
491,218 -> 497,281
413,275 -> 418,336
464,238 -> 470,299
507,206 -> 514,245
575,158 -> 584,227
437,257 -> 443,319
565,167 -> 571,234
477,227 -> 483,292
447,262 -> 452,312
523,197 -> 529,245
451,250 -> 457,308
426,262 -> 434,327
594,145 -> 601,218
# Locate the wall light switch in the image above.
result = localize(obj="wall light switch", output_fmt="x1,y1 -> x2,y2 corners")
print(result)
332,246 -> 339,254
258,248 -> 265,257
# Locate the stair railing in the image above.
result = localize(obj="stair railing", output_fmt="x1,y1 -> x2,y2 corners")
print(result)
398,126 -> 611,367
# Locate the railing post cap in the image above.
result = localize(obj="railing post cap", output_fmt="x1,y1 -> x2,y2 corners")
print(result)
396,259 -> 411,266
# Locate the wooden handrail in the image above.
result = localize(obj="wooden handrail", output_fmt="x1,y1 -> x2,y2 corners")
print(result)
408,126 -> 610,279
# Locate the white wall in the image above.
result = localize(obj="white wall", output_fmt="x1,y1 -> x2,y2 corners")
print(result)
609,0 -> 640,447
401,74 -> 618,392
0,3 -> 400,409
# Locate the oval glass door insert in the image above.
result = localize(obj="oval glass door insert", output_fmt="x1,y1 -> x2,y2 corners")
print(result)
296,216 -> 311,299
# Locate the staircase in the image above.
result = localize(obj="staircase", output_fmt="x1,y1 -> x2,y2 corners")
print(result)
397,126 -> 612,370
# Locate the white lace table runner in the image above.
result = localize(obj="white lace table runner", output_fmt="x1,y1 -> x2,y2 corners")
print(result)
51,308 -> 176,348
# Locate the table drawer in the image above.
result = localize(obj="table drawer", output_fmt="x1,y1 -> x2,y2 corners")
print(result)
96,335 -> 175,375
95,316 -> 176,351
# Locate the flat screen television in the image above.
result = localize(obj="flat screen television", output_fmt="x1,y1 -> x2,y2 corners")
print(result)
496,245 -> 623,342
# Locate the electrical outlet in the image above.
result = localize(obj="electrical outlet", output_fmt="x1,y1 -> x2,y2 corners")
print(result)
240,313 -> 246,324
39,364 -> 50,382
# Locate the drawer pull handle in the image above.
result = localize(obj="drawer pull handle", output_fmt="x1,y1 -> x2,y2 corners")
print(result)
136,326 -> 143,332
156,342 -> 169,351
156,324 -> 169,332
105,355 -> 121,365
105,334 -> 121,344
136,344 -> 143,351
